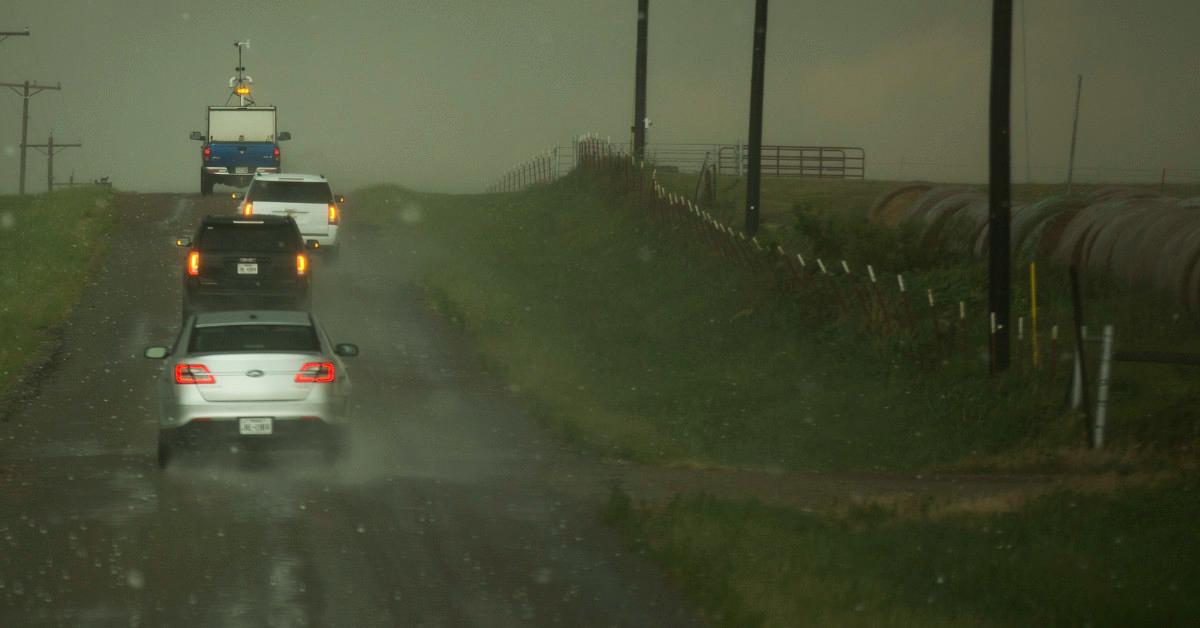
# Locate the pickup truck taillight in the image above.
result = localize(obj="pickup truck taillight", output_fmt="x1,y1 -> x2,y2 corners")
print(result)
175,363 -> 215,384
202,146 -> 211,161
295,362 -> 335,383
328,204 -> 339,225
187,251 -> 200,276
296,253 -> 308,276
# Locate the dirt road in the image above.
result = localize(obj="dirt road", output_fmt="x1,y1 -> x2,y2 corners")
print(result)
0,193 -> 700,627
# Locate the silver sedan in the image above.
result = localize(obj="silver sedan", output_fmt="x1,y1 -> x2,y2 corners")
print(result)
144,310 -> 358,467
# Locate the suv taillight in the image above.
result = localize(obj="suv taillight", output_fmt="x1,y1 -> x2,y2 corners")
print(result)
328,203 -> 339,225
202,146 -> 211,161
175,363 -> 215,384
296,253 -> 308,276
187,251 -> 200,276
295,362 -> 335,383
242,202 -> 253,217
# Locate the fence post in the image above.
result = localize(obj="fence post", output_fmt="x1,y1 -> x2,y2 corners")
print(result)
1093,324 -> 1115,448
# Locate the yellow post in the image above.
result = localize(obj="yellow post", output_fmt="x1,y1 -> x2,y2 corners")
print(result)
1030,262 -> 1040,368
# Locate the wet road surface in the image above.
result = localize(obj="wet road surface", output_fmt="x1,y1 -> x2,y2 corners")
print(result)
0,193 -> 700,627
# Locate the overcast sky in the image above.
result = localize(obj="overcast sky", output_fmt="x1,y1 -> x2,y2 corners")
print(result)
1,0 -> 1197,193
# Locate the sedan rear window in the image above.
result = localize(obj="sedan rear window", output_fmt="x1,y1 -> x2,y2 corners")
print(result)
189,324 -> 320,353
198,224 -> 299,252
248,181 -> 332,204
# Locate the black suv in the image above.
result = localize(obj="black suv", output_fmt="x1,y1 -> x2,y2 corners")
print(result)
177,215 -> 312,318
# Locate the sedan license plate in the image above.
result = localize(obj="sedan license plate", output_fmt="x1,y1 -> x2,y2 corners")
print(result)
237,263 -> 258,275
235,166 -> 249,174
239,417 -> 273,435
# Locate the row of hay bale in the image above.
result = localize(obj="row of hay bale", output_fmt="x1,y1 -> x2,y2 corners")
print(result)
867,184 -> 1200,311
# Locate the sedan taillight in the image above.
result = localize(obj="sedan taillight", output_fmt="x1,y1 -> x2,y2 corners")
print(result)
187,251 -> 200,276
295,362 -> 335,383
175,363 -> 215,384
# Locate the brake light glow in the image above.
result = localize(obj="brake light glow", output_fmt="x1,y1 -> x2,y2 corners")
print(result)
242,202 -> 253,217
273,146 -> 280,160
202,146 -> 211,160
175,363 -> 215,384
328,203 -> 339,225
295,362 -> 335,383
296,253 -> 308,276
187,251 -> 200,276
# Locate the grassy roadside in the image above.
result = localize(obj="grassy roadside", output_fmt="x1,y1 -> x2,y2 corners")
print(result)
604,477 -> 1200,627
353,177 -> 1078,472
0,188 -> 115,406
354,174 -> 1200,471
353,174 -> 1198,626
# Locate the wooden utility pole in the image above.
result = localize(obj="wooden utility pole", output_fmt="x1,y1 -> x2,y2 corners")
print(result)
744,0 -> 768,236
1,80 -> 62,194
1066,74 -> 1083,194
28,134 -> 82,192
988,0 -> 1013,373
632,0 -> 649,161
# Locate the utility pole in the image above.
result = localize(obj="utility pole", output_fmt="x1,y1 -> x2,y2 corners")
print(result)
632,0 -> 648,161
1019,0 -> 1032,183
1,80 -> 62,195
28,134 -> 82,192
988,0 -> 1014,373
744,0 -> 768,236
1066,74 -> 1082,194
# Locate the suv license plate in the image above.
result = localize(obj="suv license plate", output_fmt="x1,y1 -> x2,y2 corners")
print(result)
235,167 -> 249,174
239,417 -> 273,435
237,263 -> 258,275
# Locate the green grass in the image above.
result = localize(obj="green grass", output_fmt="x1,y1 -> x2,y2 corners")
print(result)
604,477 -> 1200,627
353,176 -> 1081,472
0,188 -> 115,402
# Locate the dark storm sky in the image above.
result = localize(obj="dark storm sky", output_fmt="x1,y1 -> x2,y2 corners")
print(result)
1,0 -> 1197,193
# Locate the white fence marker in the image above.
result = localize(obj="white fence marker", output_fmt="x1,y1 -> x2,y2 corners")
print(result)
816,258 -> 828,274
867,265 -> 877,283
927,288 -> 934,307
897,274 -> 906,293
841,260 -> 851,274
796,253 -> 806,267
1094,325 -> 1115,448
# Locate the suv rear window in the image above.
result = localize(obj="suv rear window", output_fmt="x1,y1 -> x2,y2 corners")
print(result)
197,223 -> 300,252
189,324 -> 319,353
248,181 -> 332,204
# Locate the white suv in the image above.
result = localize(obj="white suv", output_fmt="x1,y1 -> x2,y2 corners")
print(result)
239,173 -> 342,256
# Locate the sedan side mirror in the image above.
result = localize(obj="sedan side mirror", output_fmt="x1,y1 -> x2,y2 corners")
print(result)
144,346 -> 169,359
189,131 -> 204,141
277,131 -> 292,141
175,236 -> 192,247
334,343 -> 359,357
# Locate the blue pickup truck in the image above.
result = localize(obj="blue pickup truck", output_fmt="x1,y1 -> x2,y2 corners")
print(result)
189,106 -> 291,195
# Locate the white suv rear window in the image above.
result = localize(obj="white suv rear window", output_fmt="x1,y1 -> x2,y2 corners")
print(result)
248,181 -> 332,204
